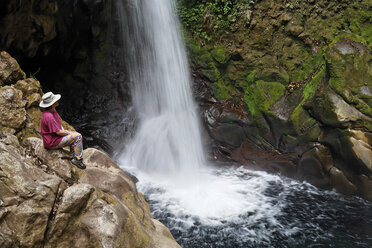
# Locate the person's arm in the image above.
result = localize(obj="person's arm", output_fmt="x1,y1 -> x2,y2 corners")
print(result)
56,129 -> 70,136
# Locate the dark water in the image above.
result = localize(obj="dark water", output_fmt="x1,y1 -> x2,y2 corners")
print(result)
140,167 -> 372,248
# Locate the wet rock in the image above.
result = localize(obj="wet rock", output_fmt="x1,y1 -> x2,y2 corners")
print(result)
0,51 -> 26,86
0,86 -> 27,131
209,123 -> 246,148
349,130 -> 372,174
297,145 -> 332,187
358,175 -> 372,201
329,167 -> 358,195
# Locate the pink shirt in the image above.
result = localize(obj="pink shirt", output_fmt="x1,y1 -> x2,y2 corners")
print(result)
40,109 -> 63,148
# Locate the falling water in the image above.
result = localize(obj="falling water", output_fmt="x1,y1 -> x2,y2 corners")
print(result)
117,0 -> 205,177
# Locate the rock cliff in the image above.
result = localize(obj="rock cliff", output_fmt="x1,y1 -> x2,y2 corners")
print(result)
0,52 -> 180,248
180,0 -> 372,200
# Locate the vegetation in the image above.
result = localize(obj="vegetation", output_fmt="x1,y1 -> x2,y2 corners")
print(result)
177,0 -> 255,42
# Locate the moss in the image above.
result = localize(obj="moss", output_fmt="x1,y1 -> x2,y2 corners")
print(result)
291,51 -> 325,83
326,44 -> 372,117
347,4 -> 372,49
213,79 -> 235,99
289,65 -> 326,134
255,67 -> 290,84
244,80 -> 286,116
211,46 -> 228,64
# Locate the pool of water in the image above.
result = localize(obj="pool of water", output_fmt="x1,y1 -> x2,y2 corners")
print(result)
125,166 -> 372,248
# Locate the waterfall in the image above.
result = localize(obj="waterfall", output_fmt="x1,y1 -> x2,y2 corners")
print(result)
117,0 -> 205,177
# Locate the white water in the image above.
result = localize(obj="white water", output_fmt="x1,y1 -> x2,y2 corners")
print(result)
117,0 -> 282,229
118,0 -> 205,177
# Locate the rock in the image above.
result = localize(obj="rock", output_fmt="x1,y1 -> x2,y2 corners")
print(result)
297,146 -> 332,187
43,148 -> 181,248
14,78 -> 42,97
1,135 -> 180,248
80,148 -> 150,220
26,92 -> 42,108
23,137 -> 73,181
255,67 -> 290,84
0,134 -> 65,247
209,123 -> 246,148
0,86 -> 27,131
349,130 -> 372,174
329,91 -> 365,123
0,51 -> 26,86
334,41 -> 358,55
329,167 -> 358,195
285,24 -> 304,36
358,175 -> 372,201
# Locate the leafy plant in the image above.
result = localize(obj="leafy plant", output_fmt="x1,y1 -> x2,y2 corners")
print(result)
177,0 -> 256,43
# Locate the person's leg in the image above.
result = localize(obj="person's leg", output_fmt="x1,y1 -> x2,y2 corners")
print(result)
57,132 -> 83,160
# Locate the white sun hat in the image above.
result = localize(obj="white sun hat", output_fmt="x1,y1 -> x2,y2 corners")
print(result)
39,92 -> 61,108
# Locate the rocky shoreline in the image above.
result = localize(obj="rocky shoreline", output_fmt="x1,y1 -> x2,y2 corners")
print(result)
0,51 -> 180,248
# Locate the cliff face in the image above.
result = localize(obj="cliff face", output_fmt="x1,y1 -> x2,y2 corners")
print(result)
0,52 -> 180,248
180,0 -> 372,200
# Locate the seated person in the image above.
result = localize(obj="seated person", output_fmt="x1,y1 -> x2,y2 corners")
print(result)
39,92 -> 86,169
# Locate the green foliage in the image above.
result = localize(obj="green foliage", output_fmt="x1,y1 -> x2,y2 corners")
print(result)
177,0 -> 255,42
29,68 -> 40,80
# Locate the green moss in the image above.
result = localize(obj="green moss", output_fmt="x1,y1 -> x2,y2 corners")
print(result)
211,46 -> 228,64
347,5 -> 372,49
326,44 -> 372,117
291,51 -> 325,83
289,65 -> 326,133
255,67 -> 290,84
213,79 -> 235,99
244,80 -> 286,116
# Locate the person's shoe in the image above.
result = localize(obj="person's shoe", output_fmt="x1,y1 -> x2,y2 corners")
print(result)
71,158 -> 86,169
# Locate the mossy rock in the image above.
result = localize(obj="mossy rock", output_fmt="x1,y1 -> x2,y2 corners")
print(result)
211,46 -> 229,64
244,80 -> 286,116
255,67 -> 290,84
325,41 -> 372,117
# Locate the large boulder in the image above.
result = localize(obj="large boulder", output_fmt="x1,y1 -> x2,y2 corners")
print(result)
0,51 -> 26,86
23,137 -> 73,181
0,86 -> 27,132
0,134 -> 180,248
0,133 -> 66,247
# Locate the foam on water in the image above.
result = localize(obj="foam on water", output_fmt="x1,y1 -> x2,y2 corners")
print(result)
122,165 -> 284,228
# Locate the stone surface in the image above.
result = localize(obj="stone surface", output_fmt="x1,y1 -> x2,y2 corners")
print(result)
23,137 -> 73,181
0,86 -> 27,131
14,78 -> 42,96
0,134 -> 65,247
329,167 -> 358,195
0,51 -> 26,86
349,130 -> 372,174
0,132 -> 180,248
